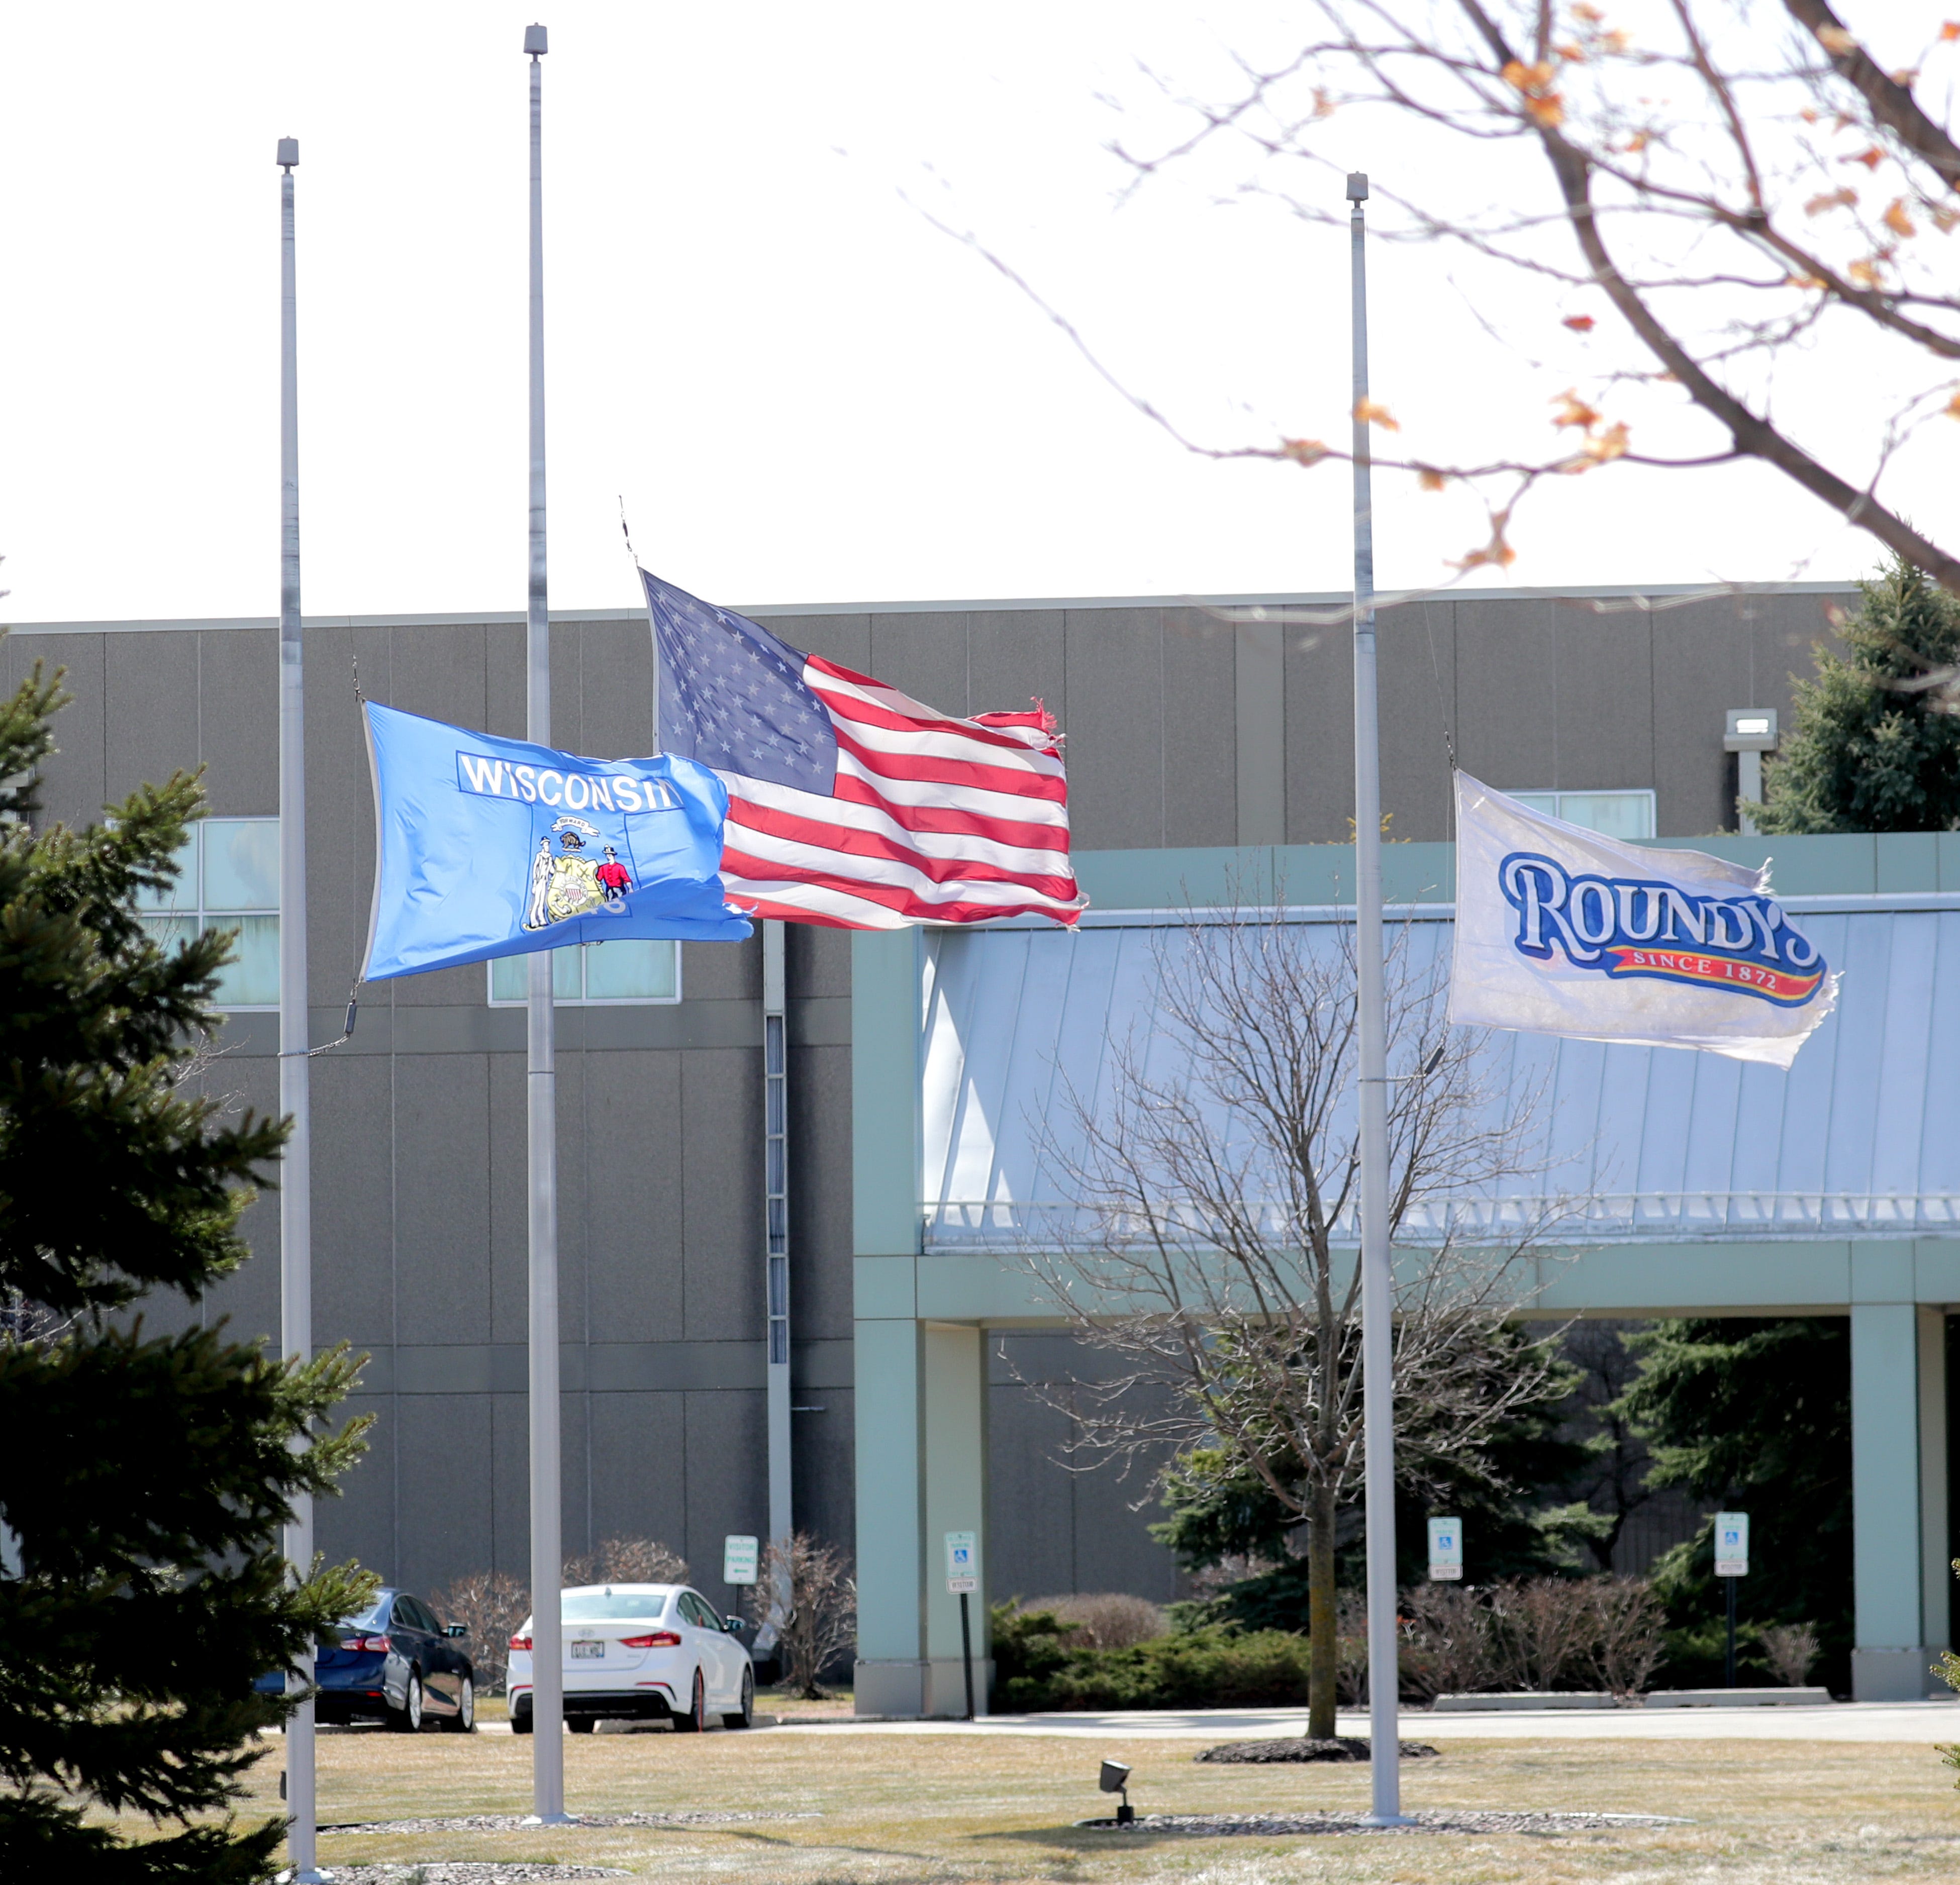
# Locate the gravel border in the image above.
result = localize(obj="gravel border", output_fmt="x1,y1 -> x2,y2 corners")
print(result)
1196,1737 -> 1441,1763
318,1867 -> 628,1882
1079,1808 -> 1689,1836
320,1811 -> 816,1836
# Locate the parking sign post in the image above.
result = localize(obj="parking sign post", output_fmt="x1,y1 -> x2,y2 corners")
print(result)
1714,1512 -> 1748,1688
945,1531 -> 978,1721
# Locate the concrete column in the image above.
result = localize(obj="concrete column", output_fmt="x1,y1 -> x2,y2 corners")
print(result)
849,1317 -> 994,1718
1919,1308 -> 1951,1657
852,1317 -> 927,1715
922,1322 -> 991,1716
1850,1303 -> 1949,1698
849,926 -> 936,1716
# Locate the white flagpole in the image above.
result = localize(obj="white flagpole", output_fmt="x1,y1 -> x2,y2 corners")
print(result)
1346,168 -> 1406,1825
275,133 -> 327,1885
523,20 -> 569,1824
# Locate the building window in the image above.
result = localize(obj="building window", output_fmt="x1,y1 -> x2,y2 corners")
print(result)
487,940 -> 680,1006
134,817 -> 280,1009
1512,789 -> 1656,840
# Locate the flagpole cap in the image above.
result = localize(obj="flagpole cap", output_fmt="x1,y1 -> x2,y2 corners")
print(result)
1346,172 -> 1369,202
276,137 -> 299,169
524,23 -> 548,55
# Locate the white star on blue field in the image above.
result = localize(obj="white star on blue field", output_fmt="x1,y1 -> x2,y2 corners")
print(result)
644,572 -> 839,795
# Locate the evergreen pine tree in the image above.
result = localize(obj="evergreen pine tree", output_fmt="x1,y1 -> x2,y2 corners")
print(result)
1615,1318 -> 1852,1690
0,663 -> 372,1881
1755,557 -> 1960,834
1152,1326 -> 1602,1629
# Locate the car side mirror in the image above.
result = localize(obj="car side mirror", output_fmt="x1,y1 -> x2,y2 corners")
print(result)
444,1624 -> 468,1638
725,1615 -> 744,1633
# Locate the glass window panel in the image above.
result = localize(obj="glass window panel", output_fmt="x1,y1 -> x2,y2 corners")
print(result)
559,1590 -> 673,1621
583,939 -> 676,1002
134,832 -> 199,912
1510,793 -> 1558,818
489,949 -> 582,1002
138,913 -> 195,953
204,820 -> 280,911
1558,791 -> 1654,840
488,942 -> 679,1006
207,915 -> 280,1008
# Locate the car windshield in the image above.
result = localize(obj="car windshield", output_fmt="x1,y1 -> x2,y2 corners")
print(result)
560,1588 -> 672,1623
340,1593 -> 393,1632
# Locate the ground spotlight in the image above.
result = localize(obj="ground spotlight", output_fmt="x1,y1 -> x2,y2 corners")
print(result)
1099,1758 -> 1135,1825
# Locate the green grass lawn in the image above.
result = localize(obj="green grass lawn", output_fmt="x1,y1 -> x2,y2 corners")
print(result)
97,1720 -> 1960,1883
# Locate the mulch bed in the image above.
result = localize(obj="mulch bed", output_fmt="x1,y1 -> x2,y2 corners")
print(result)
320,1811 -> 815,1836
1080,1809 -> 1688,1836
1196,1737 -> 1441,1763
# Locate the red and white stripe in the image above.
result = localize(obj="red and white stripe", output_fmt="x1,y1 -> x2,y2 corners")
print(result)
715,655 -> 1085,929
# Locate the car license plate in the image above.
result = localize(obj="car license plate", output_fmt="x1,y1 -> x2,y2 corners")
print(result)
570,1640 -> 605,1659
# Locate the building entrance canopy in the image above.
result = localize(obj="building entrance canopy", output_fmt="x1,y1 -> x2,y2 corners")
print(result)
920,900 -> 1960,1251
852,840 -> 1960,1715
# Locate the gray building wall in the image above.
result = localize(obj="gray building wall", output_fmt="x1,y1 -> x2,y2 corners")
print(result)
11,579 -> 1853,1617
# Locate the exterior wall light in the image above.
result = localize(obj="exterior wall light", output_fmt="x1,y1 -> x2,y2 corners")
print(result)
1723,710 -> 1779,837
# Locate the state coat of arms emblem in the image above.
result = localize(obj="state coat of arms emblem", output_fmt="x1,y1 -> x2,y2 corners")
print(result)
523,816 -> 634,931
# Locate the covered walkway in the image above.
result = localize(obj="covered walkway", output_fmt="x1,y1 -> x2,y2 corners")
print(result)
850,836 -> 1960,1713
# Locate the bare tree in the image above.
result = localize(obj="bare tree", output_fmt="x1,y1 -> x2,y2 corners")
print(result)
433,1570 -> 530,1695
744,1533 -> 857,1701
1087,5 -> 1960,606
1023,904 -> 1575,1740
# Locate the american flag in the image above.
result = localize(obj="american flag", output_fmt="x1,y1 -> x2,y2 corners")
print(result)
641,570 -> 1084,930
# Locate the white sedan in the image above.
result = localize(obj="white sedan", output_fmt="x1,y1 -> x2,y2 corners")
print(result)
507,1583 -> 754,1733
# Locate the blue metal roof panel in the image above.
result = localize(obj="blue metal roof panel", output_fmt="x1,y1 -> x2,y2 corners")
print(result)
919,907 -> 1960,1247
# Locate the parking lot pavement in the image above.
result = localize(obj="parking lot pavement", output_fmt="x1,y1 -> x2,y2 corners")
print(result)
763,1699 -> 1960,1743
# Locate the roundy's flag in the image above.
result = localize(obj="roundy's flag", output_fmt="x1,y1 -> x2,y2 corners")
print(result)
1447,771 -> 1837,1069
361,700 -> 751,982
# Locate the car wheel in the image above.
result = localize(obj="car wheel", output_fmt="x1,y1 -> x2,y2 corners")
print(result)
567,1715 -> 597,1733
671,1667 -> 707,1733
443,1676 -> 476,1734
393,1672 -> 424,1733
512,1702 -> 533,1735
722,1665 -> 754,1730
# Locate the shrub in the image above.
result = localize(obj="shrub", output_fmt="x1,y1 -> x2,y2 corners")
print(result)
1399,1575 -> 1664,1700
562,1536 -> 688,1589
434,1570 -> 530,1695
744,1532 -> 856,1700
1399,1583 -> 1497,1702
1020,1593 -> 1166,1650
990,1603 -> 1310,1711
1759,1621 -> 1821,1688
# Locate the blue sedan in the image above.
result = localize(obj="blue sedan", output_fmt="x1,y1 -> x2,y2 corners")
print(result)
259,1588 -> 477,1732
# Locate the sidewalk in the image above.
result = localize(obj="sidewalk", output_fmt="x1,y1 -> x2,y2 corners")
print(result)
773,1699 -> 1960,1743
